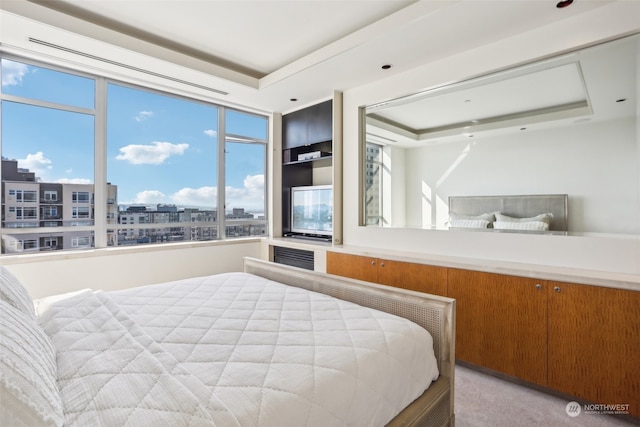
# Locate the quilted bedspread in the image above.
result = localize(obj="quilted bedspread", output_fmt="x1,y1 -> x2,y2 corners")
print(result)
36,272 -> 439,426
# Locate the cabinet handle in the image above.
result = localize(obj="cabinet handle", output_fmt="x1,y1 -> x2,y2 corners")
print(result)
535,284 -> 542,290
371,261 -> 376,266
380,262 -> 385,267
554,286 -> 561,293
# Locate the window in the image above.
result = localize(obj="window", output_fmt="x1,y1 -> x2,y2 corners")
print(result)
7,239 -> 38,252
72,192 -> 91,203
1,56 -> 269,254
43,237 -> 58,248
365,142 -> 383,225
224,109 -> 268,238
14,207 -> 38,220
72,207 -> 91,219
71,236 -> 91,248
42,206 -> 58,218
1,58 -> 95,253
44,191 -> 58,201
15,190 -> 38,202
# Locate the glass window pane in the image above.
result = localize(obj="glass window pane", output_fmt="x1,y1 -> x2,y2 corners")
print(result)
1,100 -> 95,253
107,83 -> 219,247
365,142 -> 382,226
226,109 -> 268,141
1,59 -> 95,109
225,140 -> 267,237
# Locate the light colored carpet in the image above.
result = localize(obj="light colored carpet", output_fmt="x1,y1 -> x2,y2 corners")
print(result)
454,364 -> 638,426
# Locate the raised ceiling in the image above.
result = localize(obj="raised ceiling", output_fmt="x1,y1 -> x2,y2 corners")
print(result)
0,0 -> 617,112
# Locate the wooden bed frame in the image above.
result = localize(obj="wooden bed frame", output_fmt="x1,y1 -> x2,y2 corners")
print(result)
243,257 -> 456,427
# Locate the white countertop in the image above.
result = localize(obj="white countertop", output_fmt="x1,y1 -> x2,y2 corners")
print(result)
266,238 -> 640,292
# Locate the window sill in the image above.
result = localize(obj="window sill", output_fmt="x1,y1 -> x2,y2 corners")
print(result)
0,237 -> 264,265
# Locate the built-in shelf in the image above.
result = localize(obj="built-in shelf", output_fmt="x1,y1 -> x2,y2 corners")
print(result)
283,155 -> 332,166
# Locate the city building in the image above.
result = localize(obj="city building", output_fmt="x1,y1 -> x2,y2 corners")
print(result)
1,159 -> 118,253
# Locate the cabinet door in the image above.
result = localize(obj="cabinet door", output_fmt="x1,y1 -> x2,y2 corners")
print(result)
377,260 -> 447,296
447,269 -> 548,386
326,252 -> 377,282
282,108 -> 308,149
306,100 -> 332,145
548,282 -> 640,417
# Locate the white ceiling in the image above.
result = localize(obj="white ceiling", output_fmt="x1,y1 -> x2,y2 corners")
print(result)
0,0 -> 618,112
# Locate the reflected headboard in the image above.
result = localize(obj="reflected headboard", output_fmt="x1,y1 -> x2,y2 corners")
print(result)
448,194 -> 568,232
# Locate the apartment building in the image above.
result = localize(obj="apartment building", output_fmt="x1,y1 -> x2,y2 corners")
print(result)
1,159 -> 118,253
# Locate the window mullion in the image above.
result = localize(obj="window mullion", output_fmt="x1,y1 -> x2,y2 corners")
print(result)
94,77 -> 108,248
217,107 -> 226,239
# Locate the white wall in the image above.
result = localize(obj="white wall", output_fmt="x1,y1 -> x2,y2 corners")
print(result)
1,240 -> 262,299
343,2 -> 640,275
403,117 -> 639,234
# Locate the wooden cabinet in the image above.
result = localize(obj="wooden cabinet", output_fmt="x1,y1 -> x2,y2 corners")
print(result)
447,269 -> 548,386
283,99 -> 332,148
326,252 -> 378,282
547,281 -> 640,417
326,252 -> 447,296
449,270 -> 639,417
327,251 -> 639,416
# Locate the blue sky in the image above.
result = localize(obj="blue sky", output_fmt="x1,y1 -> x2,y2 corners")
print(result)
1,59 -> 267,212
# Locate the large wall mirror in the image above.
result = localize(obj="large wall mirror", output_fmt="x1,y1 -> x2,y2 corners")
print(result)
362,33 -> 639,237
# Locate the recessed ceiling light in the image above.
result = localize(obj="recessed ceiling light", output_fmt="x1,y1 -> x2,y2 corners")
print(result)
381,64 -> 392,70
556,0 -> 573,8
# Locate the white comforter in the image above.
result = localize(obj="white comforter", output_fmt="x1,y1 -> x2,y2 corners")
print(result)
36,272 -> 439,426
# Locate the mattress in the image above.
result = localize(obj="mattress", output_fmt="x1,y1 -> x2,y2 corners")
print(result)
35,272 -> 439,426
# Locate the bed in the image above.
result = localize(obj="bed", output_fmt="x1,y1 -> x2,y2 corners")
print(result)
0,257 -> 455,427
448,194 -> 568,233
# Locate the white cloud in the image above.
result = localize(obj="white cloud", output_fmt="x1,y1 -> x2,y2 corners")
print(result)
1,60 -> 29,87
115,141 -> 189,165
18,152 -> 52,178
135,190 -> 166,204
225,174 -> 265,211
204,129 -> 217,138
54,178 -> 92,184
170,186 -> 216,207
128,174 -> 265,211
135,111 -> 154,122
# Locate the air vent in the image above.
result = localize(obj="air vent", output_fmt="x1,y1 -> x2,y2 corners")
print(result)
28,37 -> 229,95
273,246 -> 314,271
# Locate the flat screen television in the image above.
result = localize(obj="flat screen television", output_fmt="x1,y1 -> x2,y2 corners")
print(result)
291,185 -> 333,237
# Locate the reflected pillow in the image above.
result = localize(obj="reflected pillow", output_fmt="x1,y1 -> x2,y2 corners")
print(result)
449,219 -> 491,229
449,212 -> 496,223
494,221 -> 549,231
495,212 -> 553,225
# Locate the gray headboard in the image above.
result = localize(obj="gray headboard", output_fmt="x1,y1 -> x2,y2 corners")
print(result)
448,194 -> 568,232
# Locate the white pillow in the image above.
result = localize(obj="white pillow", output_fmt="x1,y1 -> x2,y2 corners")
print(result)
449,219 -> 490,229
0,300 -> 63,427
494,221 -> 549,231
449,212 -> 496,223
0,266 -> 35,319
495,212 -> 553,225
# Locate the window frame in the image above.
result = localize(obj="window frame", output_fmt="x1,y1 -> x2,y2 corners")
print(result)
0,54 -> 269,255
